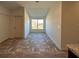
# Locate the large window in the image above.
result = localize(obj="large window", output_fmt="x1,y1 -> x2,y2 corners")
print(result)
32,19 -> 44,29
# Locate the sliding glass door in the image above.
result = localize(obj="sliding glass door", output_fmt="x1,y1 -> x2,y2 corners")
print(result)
31,19 -> 45,32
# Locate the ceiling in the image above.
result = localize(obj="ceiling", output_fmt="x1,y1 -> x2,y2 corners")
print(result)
26,8 -> 49,18
0,1 -> 22,10
17,1 -> 58,8
0,1 -> 60,18
17,1 -> 59,18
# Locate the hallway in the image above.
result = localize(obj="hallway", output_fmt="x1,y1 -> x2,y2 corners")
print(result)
0,33 -> 67,58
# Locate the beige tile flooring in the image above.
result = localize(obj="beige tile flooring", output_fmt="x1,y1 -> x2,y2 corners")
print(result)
0,33 -> 68,58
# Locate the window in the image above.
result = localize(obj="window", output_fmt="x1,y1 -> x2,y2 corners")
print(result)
32,19 -> 44,30
38,19 -> 43,29
32,19 -> 37,29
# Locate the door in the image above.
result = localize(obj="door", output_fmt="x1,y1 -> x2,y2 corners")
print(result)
10,16 -> 24,38
31,19 -> 45,32
15,16 -> 24,38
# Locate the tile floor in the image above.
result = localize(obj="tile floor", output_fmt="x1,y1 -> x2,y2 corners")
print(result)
0,33 -> 68,58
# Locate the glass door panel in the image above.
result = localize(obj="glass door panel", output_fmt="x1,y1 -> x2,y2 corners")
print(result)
38,19 -> 43,29
31,19 -> 45,32
32,19 -> 37,29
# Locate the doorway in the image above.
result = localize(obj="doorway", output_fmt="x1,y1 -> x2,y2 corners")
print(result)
30,19 -> 45,32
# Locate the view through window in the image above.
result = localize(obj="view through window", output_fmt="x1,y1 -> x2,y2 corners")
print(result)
32,19 -> 44,29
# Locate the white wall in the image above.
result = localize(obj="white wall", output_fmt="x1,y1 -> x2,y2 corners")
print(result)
24,8 -> 30,38
62,2 -> 79,50
46,2 -> 62,49
0,5 -> 29,43
0,5 -> 29,40
0,5 -> 10,42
